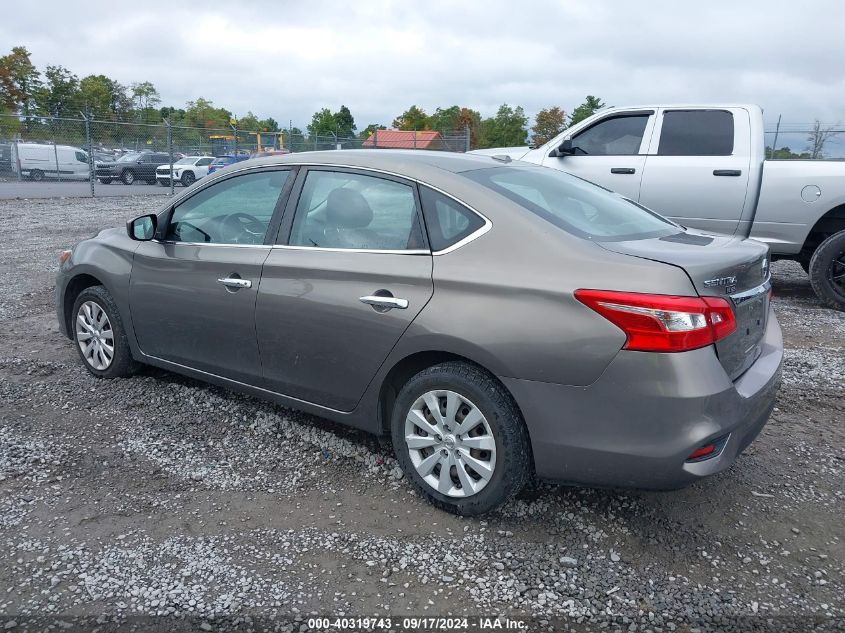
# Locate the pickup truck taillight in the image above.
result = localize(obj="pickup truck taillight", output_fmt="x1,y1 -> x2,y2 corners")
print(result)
574,289 -> 736,352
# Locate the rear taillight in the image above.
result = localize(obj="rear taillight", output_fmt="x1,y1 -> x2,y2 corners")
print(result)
574,289 -> 736,353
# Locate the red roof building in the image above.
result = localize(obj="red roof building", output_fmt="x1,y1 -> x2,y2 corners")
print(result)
362,129 -> 444,149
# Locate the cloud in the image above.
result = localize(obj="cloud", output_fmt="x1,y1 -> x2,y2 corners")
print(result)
2,0 -> 844,129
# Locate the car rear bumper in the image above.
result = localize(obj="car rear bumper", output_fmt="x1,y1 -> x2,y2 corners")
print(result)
502,307 -> 783,490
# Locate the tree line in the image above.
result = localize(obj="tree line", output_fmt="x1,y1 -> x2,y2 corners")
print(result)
0,45 -> 608,149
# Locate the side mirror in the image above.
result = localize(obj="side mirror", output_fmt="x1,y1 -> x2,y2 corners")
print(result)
557,139 -> 575,156
127,214 -> 157,241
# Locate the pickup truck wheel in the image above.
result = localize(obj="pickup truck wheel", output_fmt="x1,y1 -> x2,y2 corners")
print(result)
809,231 -> 845,311
120,169 -> 135,185
181,171 -> 196,186
391,361 -> 531,516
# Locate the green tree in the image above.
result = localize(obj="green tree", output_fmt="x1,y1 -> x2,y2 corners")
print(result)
429,105 -> 461,131
334,105 -> 356,138
569,95 -> 605,126
33,65 -> 79,116
359,123 -> 387,140
78,74 -> 126,119
766,146 -> 811,159
131,81 -> 161,123
236,111 -> 262,131
392,105 -> 430,130
184,98 -> 232,129
260,116 -> 280,132
307,107 -> 337,137
0,46 -> 40,116
478,104 -> 528,148
531,106 -> 567,146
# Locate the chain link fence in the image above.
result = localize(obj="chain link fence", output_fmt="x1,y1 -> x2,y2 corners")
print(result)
0,113 -> 471,197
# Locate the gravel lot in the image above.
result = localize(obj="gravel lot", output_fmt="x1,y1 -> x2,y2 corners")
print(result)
0,196 -> 843,632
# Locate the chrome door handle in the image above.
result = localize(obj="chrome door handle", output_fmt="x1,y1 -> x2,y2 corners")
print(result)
217,277 -> 252,289
359,295 -> 409,310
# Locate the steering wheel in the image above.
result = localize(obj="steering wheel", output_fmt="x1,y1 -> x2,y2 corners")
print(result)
222,212 -> 266,244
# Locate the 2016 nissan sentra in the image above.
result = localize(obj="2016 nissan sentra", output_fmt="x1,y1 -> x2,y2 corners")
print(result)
55,150 -> 783,515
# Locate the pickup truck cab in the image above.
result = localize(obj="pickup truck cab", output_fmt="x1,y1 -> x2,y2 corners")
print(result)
472,105 -> 845,310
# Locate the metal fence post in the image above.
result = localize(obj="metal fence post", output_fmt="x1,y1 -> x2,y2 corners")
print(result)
51,118 -> 61,182
231,124 -> 238,157
413,128 -> 417,149
465,124 -> 471,152
82,112 -> 95,197
13,137 -> 22,182
166,119 -> 174,196
373,128 -> 378,149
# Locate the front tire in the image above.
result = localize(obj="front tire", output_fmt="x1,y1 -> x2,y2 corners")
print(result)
98,178 -> 112,185
809,231 -> 845,311
120,169 -> 135,185
181,171 -> 196,186
391,361 -> 531,516
30,169 -> 44,182
72,286 -> 138,378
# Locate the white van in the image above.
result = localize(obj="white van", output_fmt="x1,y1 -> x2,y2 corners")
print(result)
10,143 -> 90,181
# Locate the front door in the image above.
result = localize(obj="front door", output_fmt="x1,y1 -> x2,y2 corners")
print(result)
130,168 -> 292,383
256,168 -> 434,411
540,110 -> 655,201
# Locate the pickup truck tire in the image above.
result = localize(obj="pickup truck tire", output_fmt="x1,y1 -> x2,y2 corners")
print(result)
809,231 -> 845,311
120,169 -> 135,185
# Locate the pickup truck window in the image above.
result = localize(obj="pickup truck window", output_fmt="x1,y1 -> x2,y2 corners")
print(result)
658,110 -> 734,156
465,166 -> 678,242
572,115 -> 649,155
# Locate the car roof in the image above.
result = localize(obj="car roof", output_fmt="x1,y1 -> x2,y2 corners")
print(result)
239,149 -> 506,179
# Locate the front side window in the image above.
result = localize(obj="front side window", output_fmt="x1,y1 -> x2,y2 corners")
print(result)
419,186 -> 484,251
165,170 -> 289,245
464,166 -> 678,242
288,170 -> 425,250
75,151 -> 87,163
572,115 -> 650,155
658,110 -> 734,156
197,157 -> 213,166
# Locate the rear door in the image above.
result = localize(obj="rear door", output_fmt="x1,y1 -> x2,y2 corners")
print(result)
129,167 -> 293,383
639,109 -> 752,235
256,167 -> 433,411
539,110 -> 655,200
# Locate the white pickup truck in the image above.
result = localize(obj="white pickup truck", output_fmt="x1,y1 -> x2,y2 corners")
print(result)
472,104 -> 845,310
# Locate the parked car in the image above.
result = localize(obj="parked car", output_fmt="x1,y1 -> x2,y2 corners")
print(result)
155,156 -> 215,187
10,143 -> 90,181
207,154 -> 250,175
95,151 -> 170,185
0,142 -> 12,172
250,149 -> 291,159
473,104 -> 845,311
55,150 -> 782,515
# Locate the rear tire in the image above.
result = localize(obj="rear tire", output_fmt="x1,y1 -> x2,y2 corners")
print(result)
391,361 -> 531,516
30,169 -> 44,182
120,169 -> 135,185
809,231 -> 845,311
72,286 -> 139,378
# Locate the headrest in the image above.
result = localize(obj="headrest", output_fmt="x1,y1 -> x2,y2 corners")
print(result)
326,188 -> 373,229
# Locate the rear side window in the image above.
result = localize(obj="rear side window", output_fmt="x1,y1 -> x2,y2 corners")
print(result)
658,110 -> 734,156
419,187 -> 484,251
288,170 -> 425,250
572,114 -> 650,155
464,166 -> 678,242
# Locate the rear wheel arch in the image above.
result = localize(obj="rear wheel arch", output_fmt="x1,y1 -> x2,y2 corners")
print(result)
377,351 -> 529,443
800,203 -> 845,263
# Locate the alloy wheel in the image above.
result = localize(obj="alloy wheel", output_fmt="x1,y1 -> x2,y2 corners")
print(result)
76,300 -> 114,370
828,253 -> 845,297
404,390 -> 497,498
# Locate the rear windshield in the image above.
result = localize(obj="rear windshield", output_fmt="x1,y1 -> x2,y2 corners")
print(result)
212,157 -> 232,165
463,166 -> 679,241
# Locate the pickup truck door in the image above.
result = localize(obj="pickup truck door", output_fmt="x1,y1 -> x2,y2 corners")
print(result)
638,108 -> 752,235
539,110 -> 655,201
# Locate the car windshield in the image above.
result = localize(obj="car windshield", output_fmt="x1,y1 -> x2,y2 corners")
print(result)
463,166 -> 680,242
174,158 -> 195,165
117,153 -> 142,162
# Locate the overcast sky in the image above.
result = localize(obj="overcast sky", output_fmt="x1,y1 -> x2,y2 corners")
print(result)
3,0 -> 844,134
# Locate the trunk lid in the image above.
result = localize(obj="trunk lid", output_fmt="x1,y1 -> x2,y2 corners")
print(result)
598,230 -> 771,380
